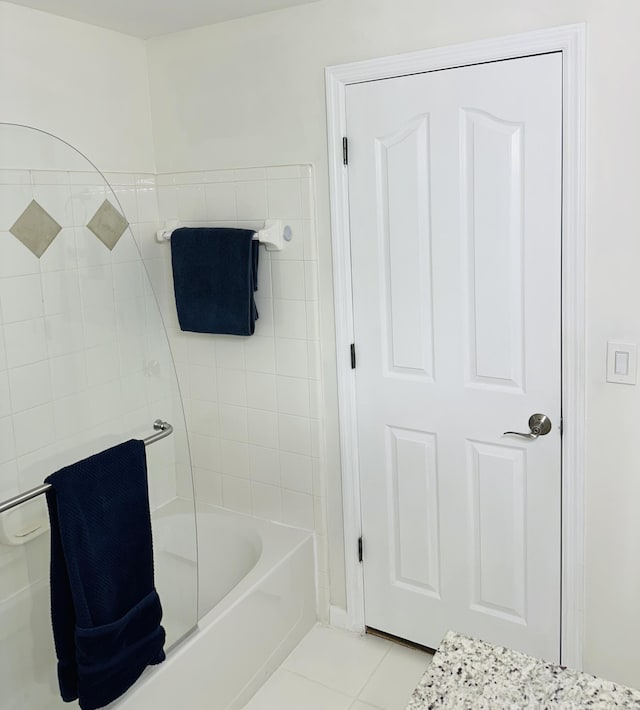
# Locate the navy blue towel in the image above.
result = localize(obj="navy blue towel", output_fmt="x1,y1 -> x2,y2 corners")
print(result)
45,440 -> 165,710
170,227 -> 260,335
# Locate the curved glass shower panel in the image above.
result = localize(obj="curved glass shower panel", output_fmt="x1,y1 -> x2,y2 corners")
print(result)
0,124 -> 197,709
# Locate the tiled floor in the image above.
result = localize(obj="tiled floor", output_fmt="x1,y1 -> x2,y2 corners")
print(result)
243,624 -> 433,710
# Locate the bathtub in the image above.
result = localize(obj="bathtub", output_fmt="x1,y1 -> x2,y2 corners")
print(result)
116,501 -> 317,710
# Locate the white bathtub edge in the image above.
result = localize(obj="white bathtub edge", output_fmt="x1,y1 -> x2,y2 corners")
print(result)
114,518 -> 317,710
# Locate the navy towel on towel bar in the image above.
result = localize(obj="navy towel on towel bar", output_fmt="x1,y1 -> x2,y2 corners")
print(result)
45,440 -> 165,710
170,227 -> 260,336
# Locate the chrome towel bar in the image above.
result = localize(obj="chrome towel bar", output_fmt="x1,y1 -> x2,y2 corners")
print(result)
0,420 -> 173,515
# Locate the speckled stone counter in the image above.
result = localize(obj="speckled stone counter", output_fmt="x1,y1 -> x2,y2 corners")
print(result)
406,631 -> 640,709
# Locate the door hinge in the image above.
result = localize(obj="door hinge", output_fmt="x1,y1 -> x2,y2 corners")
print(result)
350,343 -> 356,369
358,536 -> 363,563
343,137 -> 349,166
560,417 -> 564,437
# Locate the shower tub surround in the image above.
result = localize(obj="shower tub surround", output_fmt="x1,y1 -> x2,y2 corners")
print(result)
148,164 -> 331,619
0,161 -> 196,709
0,166 -> 180,501
0,167 -> 182,582
0,160 -> 327,709
406,631 -> 640,709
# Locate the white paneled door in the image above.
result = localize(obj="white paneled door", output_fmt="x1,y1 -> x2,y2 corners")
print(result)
347,53 -> 562,661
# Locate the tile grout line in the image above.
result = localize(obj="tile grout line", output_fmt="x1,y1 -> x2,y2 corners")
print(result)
278,630 -> 394,702
352,639 -> 395,705
273,667 -> 357,703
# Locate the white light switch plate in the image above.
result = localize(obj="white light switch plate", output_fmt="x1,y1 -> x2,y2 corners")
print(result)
607,341 -> 637,384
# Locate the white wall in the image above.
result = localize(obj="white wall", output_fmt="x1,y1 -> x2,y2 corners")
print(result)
0,2 -> 155,173
147,0 -> 640,689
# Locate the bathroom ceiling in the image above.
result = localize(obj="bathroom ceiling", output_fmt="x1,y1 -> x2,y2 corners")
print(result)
7,0 -> 320,38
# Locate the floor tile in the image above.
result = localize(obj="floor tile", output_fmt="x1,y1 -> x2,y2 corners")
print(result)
243,668 -> 353,710
350,701 -> 384,710
358,643 -> 433,710
282,624 -> 391,696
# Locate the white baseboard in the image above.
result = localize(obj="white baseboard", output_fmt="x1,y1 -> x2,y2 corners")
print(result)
329,605 -> 350,630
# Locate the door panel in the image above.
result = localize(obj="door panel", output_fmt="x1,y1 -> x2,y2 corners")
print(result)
377,114 -> 435,380
388,426 -> 440,596
347,53 -> 562,661
468,440 -> 527,623
461,110 -> 525,389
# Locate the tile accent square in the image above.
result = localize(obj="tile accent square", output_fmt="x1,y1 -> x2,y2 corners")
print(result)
86,199 -> 129,250
10,199 -> 62,257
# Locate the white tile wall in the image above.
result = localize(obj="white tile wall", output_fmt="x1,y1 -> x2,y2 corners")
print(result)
0,163 -> 330,622
152,164 -> 329,620
0,168 -> 186,606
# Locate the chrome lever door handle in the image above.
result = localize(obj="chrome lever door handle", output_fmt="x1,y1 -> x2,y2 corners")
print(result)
503,413 -> 552,440
504,429 -> 540,440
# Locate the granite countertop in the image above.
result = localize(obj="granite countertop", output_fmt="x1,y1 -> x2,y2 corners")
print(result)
406,631 -> 640,709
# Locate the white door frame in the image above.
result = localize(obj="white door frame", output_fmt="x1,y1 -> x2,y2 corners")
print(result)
325,24 -> 586,669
